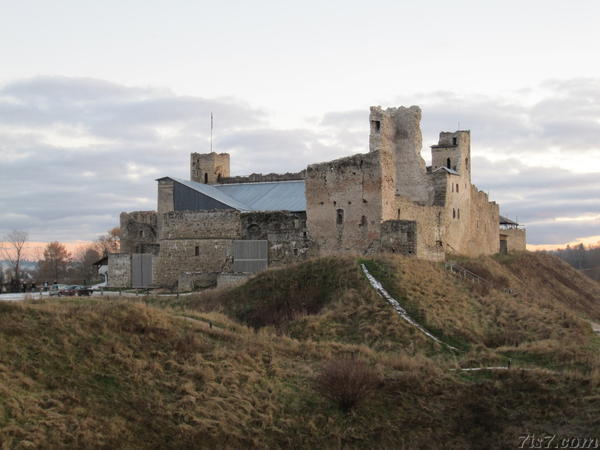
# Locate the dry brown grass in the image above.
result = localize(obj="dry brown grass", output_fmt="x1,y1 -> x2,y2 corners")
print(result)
2,252 -> 599,447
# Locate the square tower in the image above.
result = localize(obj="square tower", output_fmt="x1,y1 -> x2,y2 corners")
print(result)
431,131 -> 471,182
190,152 -> 230,184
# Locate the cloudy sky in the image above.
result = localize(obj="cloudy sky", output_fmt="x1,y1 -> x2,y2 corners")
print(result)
0,0 -> 599,251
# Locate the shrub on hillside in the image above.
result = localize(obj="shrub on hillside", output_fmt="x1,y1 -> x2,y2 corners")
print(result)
315,357 -> 381,411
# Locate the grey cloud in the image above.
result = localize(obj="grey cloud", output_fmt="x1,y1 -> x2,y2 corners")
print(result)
1,76 -> 599,246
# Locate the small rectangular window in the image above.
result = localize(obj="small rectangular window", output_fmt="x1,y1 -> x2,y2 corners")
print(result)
452,137 -> 457,145
371,120 -> 381,133
336,209 -> 344,225
194,246 -> 200,256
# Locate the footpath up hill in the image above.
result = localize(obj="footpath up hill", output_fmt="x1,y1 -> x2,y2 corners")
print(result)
1,252 -> 599,448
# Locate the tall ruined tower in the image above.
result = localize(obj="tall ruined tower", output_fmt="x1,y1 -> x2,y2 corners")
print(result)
190,152 -> 230,184
431,131 -> 471,182
369,105 -> 432,204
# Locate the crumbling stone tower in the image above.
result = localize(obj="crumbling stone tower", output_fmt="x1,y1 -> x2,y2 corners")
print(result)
190,152 -> 230,184
368,106 -> 432,204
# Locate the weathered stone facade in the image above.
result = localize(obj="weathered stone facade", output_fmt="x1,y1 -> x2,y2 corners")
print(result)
110,104 -> 526,289
107,253 -> 131,288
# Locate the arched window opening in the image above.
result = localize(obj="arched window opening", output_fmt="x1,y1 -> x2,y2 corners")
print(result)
204,173 -> 208,184
446,157 -> 451,169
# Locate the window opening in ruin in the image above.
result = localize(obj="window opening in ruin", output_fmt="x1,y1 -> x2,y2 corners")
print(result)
204,173 -> 208,184
333,201 -> 337,206
457,209 -> 460,219
139,230 -> 144,238
453,209 -> 456,219
446,158 -> 451,169
194,246 -> 200,256
452,137 -> 457,145
217,173 -> 221,183
465,157 -> 469,168
371,120 -> 381,133
360,215 -> 368,227
293,248 -> 298,256
397,209 -> 401,219
336,209 -> 344,225
456,184 -> 459,193
303,231 -> 307,238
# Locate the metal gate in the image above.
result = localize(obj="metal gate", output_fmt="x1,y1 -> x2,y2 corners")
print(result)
132,253 -> 153,288
233,240 -> 268,273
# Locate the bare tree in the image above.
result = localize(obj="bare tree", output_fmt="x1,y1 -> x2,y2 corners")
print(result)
95,227 -> 120,256
1,230 -> 29,287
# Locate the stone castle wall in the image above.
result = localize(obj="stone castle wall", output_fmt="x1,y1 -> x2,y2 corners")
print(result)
240,211 -> 314,266
120,211 -> 159,254
107,253 -> 131,288
501,228 -> 527,252
305,150 -> 390,255
220,171 -> 305,184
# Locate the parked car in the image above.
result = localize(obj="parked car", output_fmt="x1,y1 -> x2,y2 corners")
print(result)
74,286 -> 93,296
49,284 -> 68,296
58,285 -> 79,296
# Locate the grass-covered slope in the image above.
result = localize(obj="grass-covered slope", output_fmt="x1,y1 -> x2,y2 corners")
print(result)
1,252 -> 599,448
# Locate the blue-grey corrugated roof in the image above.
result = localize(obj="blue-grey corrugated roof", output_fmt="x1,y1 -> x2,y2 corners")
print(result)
167,177 -> 252,211
163,177 -> 307,212
217,180 -> 306,212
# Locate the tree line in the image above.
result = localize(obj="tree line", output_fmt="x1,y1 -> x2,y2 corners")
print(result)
543,243 -> 600,281
0,228 -> 119,292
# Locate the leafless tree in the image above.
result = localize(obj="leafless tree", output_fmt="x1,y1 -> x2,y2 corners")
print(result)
1,230 -> 29,287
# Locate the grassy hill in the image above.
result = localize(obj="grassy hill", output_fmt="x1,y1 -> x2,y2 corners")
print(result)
1,252 -> 599,448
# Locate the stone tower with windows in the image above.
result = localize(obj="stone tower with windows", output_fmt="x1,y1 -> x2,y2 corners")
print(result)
431,131 -> 471,182
190,152 -> 230,184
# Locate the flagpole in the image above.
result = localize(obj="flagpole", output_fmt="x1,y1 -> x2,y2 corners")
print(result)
210,113 -> 213,152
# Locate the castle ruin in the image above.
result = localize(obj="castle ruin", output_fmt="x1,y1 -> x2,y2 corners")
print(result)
109,105 -> 526,289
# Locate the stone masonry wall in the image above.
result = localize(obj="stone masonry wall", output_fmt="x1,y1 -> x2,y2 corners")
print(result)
120,211 -> 159,255
501,228 -> 527,252
380,220 -> 417,255
190,152 -> 230,184
306,150 -> 389,255
158,179 -> 174,214
155,210 -> 242,287
159,210 -> 241,240
369,106 -> 433,204
155,239 -> 234,287
107,253 -> 131,288
395,196 -> 445,261
241,211 -> 314,266
220,171 -> 306,184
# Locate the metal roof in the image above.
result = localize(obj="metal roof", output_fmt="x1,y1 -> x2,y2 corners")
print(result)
217,180 -> 306,212
167,177 -> 252,211
499,215 -> 519,225
432,167 -> 460,175
163,177 -> 307,212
